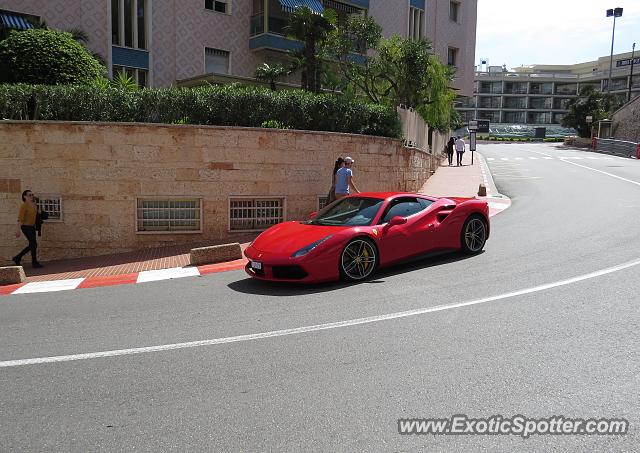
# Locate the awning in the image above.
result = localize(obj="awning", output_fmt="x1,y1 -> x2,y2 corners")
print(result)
0,13 -> 34,30
278,0 -> 324,14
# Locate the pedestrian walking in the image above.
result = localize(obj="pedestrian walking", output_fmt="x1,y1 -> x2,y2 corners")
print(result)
13,189 -> 44,268
326,157 -> 344,204
455,136 -> 466,166
334,156 -> 360,199
446,137 -> 455,166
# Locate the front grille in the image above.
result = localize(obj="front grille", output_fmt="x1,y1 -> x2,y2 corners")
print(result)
272,265 -> 308,280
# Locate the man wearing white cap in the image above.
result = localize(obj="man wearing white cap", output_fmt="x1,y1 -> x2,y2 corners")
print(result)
334,156 -> 360,199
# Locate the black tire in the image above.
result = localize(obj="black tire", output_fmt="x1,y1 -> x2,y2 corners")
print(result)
339,237 -> 378,282
460,215 -> 488,255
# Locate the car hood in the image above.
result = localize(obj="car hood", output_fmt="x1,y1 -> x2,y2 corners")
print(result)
251,221 -> 347,255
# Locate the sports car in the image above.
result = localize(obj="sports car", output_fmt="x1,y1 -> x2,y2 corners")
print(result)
244,192 -> 489,283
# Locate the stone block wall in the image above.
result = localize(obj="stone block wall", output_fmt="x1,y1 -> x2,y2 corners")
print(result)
612,96 -> 640,143
0,122 -> 434,262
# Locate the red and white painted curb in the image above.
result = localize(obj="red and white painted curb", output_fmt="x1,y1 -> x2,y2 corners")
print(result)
478,153 -> 512,217
0,259 -> 248,297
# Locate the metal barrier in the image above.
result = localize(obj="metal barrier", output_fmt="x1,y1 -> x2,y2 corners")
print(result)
594,138 -> 639,159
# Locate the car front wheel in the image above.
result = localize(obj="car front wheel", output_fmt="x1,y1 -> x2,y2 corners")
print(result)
340,238 -> 377,282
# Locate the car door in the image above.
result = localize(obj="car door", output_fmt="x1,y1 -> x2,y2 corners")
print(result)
376,197 -> 433,264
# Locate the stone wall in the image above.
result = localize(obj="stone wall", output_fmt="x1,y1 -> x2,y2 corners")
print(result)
612,96 -> 640,143
0,122 -> 435,262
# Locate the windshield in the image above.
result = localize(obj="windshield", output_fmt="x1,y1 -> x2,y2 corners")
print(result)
310,197 -> 385,226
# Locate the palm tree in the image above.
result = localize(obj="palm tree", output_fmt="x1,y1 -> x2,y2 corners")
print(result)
284,6 -> 335,93
255,63 -> 288,91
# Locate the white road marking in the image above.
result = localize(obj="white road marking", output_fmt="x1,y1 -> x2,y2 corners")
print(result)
500,158 -> 509,161
543,157 -> 553,160
514,157 -> 524,160
12,279 -> 85,294
559,159 -> 640,187
136,267 -> 200,283
3,257 -> 640,368
487,157 -> 495,161
529,157 -> 538,160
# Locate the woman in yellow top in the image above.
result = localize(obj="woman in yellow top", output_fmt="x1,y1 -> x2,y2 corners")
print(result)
13,190 -> 43,268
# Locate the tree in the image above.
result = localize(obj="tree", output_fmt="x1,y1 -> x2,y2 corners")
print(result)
562,86 -> 618,137
284,6 -> 336,93
0,28 -> 105,85
255,63 -> 288,91
324,14 -> 382,100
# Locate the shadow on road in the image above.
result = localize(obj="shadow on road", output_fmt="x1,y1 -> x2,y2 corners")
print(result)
227,250 -> 482,296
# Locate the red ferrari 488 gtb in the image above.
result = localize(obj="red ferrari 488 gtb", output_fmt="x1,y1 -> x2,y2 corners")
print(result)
244,192 -> 489,283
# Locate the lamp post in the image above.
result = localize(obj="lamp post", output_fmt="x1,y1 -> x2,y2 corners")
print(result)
606,7 -> 623,94
628,42 -> 636,102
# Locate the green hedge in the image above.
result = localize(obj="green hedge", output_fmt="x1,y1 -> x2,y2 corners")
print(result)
0,84 -> 402,138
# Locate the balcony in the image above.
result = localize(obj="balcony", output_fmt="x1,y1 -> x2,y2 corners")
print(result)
503,112 -> 526,123
478,82 -> 502,94
529,97 -> 552,110
504,82 -> 528,94
503,97 -> 527,109
477,97 -> 501,108
553,98 -> 572,110
555,84 -> 577,95
529,83 -> 553,95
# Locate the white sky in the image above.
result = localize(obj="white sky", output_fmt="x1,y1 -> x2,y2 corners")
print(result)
476,0 -> 640,69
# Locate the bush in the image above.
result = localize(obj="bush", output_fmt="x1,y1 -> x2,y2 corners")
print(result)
0,29 -> 105,85
0,84 -> 401,137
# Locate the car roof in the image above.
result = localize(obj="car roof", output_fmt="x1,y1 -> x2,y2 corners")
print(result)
349,192 -> 436,201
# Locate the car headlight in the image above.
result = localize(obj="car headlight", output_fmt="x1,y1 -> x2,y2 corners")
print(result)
291,235 -> 333,258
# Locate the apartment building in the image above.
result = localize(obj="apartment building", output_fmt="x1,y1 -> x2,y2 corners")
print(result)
0,0 -> 477,95
457,51 -> 640,125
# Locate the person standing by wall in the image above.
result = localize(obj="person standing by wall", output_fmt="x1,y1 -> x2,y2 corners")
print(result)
12,189 -> 43,268
334,156 -> 360,199
455,136 -> 466,166
446,137 -> 455,166
327,157 -> 344,204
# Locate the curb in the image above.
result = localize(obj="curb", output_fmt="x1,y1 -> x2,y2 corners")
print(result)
476,152 -> 512,217
1,259 -> 248,297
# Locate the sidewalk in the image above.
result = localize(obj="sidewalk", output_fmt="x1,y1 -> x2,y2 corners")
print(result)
419,151 -> 511,216
419,152 -> 484,197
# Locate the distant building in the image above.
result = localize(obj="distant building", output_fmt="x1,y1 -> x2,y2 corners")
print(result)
0,0 -> 477,95
457,52 -> 640,125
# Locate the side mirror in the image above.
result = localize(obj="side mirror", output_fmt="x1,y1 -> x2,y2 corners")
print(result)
388,216 -> 407,227
308,211 -> 318,220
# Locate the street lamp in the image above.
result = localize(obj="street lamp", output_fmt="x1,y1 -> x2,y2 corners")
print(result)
606,7 -> 623,94
628,42 -> 636,102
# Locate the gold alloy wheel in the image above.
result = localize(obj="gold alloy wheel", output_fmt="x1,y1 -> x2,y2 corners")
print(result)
341,239 -> 377,281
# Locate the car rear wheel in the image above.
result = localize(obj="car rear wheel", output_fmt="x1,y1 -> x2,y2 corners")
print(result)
340,238 -> 377,282
461,215 -> 487,254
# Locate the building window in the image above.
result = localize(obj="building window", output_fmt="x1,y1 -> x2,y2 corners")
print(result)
448,47 -> 458,67
136,198 -> 202,233
229,197 -> 285,231
409,7 -> 424,40
205,47 -> 230,74
36,195 -> 62,222
318,196 -> 329,211
113,65 -> 148,87
111,0 -> 147,49
205,0 -> 229,14
449,1 -> 459,22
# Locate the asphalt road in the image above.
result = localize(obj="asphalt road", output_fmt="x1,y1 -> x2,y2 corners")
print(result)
2,143 -> 640,452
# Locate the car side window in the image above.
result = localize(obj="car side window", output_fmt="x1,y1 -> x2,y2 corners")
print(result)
380,197 -> 428,223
